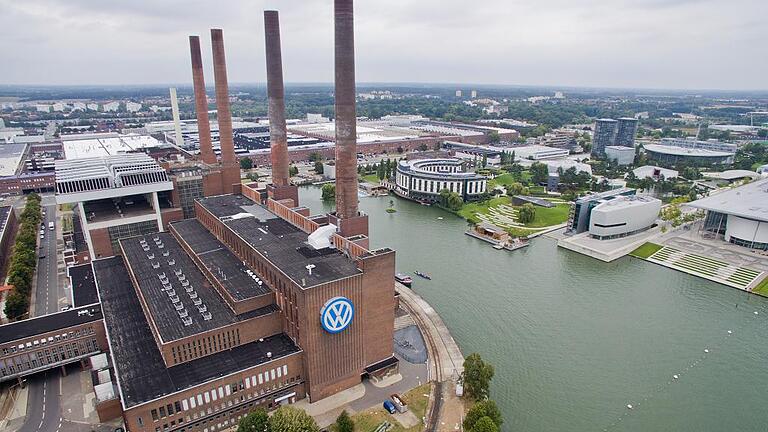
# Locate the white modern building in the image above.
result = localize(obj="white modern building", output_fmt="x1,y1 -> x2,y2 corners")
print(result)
605,146 -> 635,165
60,133 -> 167,159
103,102 -> 120,112
395,158 -> 487,203
125,102 -> 142,113
588,195 -> 661,240
687,178 -> 768,251
55,153 -> 175,260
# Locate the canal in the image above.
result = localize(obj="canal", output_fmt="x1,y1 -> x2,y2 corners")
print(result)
299,186 -> 768,432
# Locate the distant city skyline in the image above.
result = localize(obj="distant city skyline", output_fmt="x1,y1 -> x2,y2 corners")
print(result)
0,0 -> 766,90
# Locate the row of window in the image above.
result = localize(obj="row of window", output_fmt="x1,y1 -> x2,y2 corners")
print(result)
2,326 -> 96,356
0,338 -> 99,377
171,329 -> 241,365
168,391 -> 296,432
396,172 -> 486,196
138,363 -> 298,430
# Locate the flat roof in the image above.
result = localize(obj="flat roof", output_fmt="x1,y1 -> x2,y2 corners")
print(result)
0,304 -> 102,345
0,206 -> 11,237
593,194 -> 660,211
171,219 -> 272,301
93,257 -> 300,409
686,178 -> 768,222
644,144 -> 734,157
0,143 -> 27,176
197,195 -> 361,287
61,134 -> 165,159
69,263 -> 99,307
119,233 -> 276,342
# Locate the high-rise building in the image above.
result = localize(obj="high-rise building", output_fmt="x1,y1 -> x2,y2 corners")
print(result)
615,117 -> 638,148
591,118 -> 617,157
470,90 -> 477,98
455,90 -> 462,97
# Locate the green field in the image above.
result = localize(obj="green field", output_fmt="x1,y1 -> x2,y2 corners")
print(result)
351,383 -> 431,432
629,242 -> 664,259
457,196 -> 570,235
360,174 -> 380,184
752,277 -> 768,297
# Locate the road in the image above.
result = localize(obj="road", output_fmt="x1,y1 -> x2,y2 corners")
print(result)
17,196 -> 68,432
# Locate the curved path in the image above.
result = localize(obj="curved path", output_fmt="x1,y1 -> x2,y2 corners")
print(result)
396,284 -> 465,432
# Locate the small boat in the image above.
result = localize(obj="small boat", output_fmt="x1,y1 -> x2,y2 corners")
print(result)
492,243 -> 504,250
395,273 -> 413,287
437,217 -> 444,220
414,271 -> 432,280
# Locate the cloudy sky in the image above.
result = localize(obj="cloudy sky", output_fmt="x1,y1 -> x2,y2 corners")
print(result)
0,0 -> 765,90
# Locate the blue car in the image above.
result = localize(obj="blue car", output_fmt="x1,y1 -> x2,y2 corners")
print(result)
383,400 -> 396,414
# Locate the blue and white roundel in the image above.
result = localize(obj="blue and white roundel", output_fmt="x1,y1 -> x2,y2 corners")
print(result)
320,296 -> 354,333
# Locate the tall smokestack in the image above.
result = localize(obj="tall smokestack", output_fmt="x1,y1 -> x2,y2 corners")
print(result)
210,28 -> 240,189
169,87 -> 184,147
264,11 -> 290,188
189,36 -> 216,165
334,0 -> 358,220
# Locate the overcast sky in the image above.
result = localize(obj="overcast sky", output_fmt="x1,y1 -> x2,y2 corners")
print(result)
0,0 -> 765,90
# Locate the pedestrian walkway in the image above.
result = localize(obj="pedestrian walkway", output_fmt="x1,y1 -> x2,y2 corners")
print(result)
648,246 -> 764,290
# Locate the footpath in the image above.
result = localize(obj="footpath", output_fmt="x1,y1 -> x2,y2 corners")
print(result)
396,284 -> 466,431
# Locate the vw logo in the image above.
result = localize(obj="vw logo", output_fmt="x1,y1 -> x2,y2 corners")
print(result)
320,297 -> 354,334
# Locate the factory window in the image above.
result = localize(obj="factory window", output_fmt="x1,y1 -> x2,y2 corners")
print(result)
151,409 -> 159,421
175,401 -> 182,413
159,406 -> 166,418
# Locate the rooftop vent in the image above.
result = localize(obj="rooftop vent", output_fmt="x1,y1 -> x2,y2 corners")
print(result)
307,224 -> 337,250
266,352 -> 272,358
182,316 -> 193,326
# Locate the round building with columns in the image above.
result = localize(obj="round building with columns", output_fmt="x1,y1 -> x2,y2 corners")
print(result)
395,158 -> 487,203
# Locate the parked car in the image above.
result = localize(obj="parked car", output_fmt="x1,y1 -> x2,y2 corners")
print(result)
60,306 -> 71,312
383,400 -> 396,414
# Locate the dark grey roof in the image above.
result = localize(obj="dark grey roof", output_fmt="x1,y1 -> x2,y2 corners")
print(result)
0,304 -> 102,345
120,233 -> 241,342
93,257 -> 300,409
69,263 -> 99,307
197,195 -> 361,287
171,219 -> 272,301
0,207 -> 11,237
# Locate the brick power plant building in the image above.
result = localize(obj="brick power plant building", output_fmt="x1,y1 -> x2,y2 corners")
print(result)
1,2 -> 399,431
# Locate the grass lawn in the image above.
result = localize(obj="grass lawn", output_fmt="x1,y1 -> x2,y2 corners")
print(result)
752,277 -> 768,297
351,383 -> 431,432
524,204 -> 571,228
360,174 -> 381,184
457,196 -> 510,223
456,197 -> 569,232
629,242 -> 663,259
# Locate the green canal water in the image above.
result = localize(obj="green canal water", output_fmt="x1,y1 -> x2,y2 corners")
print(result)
299,186 -> 768,432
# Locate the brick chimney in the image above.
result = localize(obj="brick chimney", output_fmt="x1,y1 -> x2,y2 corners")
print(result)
264,11 -> 299,206
330,0 -> 368,239
189,36 -> 216,165
210,29 -> 241,191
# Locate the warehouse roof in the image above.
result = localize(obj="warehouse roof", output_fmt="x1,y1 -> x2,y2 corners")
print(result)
93,257 -> 299,409
197,195 -> 361,287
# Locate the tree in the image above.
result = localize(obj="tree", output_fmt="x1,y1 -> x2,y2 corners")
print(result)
461,353 -> 495,400
463,400 -> 503,431
518,203 -> 536,224
321,184 -> 336,201
238,408 -> 270,432
308,152 -> 323,162
470,416 -> 499,432
4,291 -> 29,320
269,406 -> 319,432
530,162 -> 549,184
481,154 -> 488,168
240,158 -> 253,170
487,130 -> 500,144
447,192 -> 463,211
660,203 -> 681,221
332,410 -> 354,432
438,189 -> 451,207
506,182 -> 526,196
289,166 -> 299,177
314,161 -> 324,175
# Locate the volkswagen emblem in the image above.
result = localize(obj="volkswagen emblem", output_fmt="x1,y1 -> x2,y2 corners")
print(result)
320,296 -> 354,333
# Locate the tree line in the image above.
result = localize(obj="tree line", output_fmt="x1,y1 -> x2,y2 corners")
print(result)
4,193 -> 43,320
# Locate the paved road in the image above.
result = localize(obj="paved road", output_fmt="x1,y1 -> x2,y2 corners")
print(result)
18,196 -> 68,432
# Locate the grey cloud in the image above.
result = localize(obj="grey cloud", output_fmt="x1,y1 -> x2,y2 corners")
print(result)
0,0 -> 765,90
